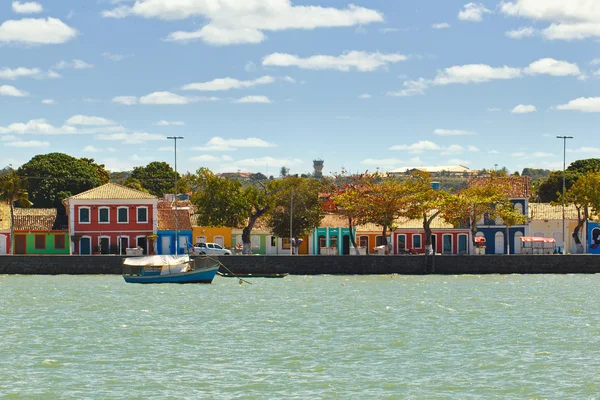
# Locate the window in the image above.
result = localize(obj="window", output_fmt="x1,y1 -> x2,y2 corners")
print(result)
55,234 -> 66,249
458,235 -> 468,255
117,207 -> 128,223
98,207 -> 109,223
214,244 -> 223,249
35,234 -> 46,250
330,236 -> 338,249
196,236 -> 207,245
137,207 -> 148,223
359,236 -> 368,248
251,235 -> 260,249
397,234 -> 406,250
375,236 -> 383,247
79,207 -> 90,223
271,236 -> 276,247
413,234 -> 422,249
207,243 -> 214,249
318,236 -> 326,248
514,203 -> 523,215
443,234 -> 453,254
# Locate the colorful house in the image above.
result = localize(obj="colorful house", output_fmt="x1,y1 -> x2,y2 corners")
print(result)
469,176 -> 530,254
528,203 -> 580,254
64,183 -> 158,255
392,217 -> 471,255
0,203 -> 10,254
312,215 -> 355,255
192,226 -> 232,249
232,219 -> 273,255
588,222 -> 600,254
12,208 -> 69,254
157,208 -> 193,255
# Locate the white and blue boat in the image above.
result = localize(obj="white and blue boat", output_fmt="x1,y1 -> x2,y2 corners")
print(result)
122,255 -> 219,284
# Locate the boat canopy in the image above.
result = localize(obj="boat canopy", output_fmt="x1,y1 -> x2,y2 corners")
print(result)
123,255 -> 190,266
519,237 -> 556,243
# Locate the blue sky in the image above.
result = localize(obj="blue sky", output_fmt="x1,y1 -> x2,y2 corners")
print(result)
1,0 -> 599,176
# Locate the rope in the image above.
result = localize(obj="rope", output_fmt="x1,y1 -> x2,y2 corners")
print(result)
204,255 -> 253,285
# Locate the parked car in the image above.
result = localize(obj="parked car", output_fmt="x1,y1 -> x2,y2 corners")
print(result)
191,242 -> 232,256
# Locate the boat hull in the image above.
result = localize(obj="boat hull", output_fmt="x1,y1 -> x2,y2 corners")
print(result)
123,265 -> 219,284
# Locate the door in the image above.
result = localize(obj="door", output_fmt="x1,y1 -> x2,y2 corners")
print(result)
14,235 -> 26,254
514,231 -> 523,254
80,237 -> 91,255
161,236 -> 171,255
443,234 -> 452,254
458,235 -> 468,255
495,232 -> 504,254
430,235 -> 437,254
195,236 -> 207,246
214,236 -> 225,248
119,237 -> 129,255
99,237 -> 110,254
267,236 -> 277,255
0,235 -> 6,254
342,235 -> 350,255
137,237 -> 147,255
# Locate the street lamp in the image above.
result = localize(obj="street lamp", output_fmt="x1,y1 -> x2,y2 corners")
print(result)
167,136 -> 184,255
557,135 -> 573,254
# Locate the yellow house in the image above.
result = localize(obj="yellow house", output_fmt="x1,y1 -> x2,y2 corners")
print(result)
192,226 -> 232,249
0,203 -> 10,254
528,203 -> 581,254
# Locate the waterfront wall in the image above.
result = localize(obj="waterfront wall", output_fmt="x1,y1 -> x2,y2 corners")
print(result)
0,254 -> 599,275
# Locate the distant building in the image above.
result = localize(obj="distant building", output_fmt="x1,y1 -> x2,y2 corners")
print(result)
313,159 -> 324,178
389,165 -> 475,176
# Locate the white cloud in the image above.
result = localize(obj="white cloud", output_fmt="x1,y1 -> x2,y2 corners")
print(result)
380,28 -> 402,33
0,85 -> 28,97
386,78 -> 428,97
441,144 -> 465,155
102,52 -> 130,62
458,3 -> 492,22
96,132 -> 167,144
524,58 -> 580,76
511,104 -> 537,114
556,97 -> 600,112
83,145 -> 100,152
244,61 -> 257,72
358,93 -> 372,99
1,135 -> 18,141
182,75 -> 275,91
189,154 -> 235,162
66,115 -> 115,126
41,99 -> 55,104
139,91 -> 193,105
112,95 -> 138,105
433,129 -> 474,136
390,140 -> 441,153
155,120 -> 185,126
54,59 -> 94,69
467,145 -> 480,152
47,70 -> 61,79
0,119 -> 77,135
361,158 -> 405,167
500,0 -> 600,41
234,95 -> 272,104
433,64 -> 522,85
511,152 -> 526,157
262,51 -> 408,72
103,1 -> 384,45
432,22 -> 450,29
506,27 -> 536,39
0,18 -> 78,45
591,59 -> 600,66
0,67 -> 40,80
234,157 -> 303,168
487,107 -> 501,112
194,136 -> 276,152
489,149 -> 500,154
6,140 -> 49,148
12,1 -> 43,14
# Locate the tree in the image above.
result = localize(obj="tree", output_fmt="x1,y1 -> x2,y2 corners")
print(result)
130,161 -> 178,197
280,166 -> 290,177
267,177 -> 324,252
521,168 -> 552,181
493,200 -> 528,255
537,170 -> 579,202
403,171 -> 451,255
123,177 -> 149,193
0,171 -> 31,254
567,158 -> 600,174
18,153 -> 109,211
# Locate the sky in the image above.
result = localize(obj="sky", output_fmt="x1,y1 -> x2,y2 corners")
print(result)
1,0 -> 599,176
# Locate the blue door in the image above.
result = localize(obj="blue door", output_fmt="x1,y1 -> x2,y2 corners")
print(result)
80,237 -> 91,255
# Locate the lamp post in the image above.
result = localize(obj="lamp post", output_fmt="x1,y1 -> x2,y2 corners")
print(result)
167,136 -> 184,255
557,135 -> 573,254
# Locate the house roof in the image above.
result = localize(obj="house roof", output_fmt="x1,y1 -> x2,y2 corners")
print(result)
528,203 -> 580,220
13,208 -> 68,231
320,213 -> 456,231
157,209 -> 193,231
389,165 -> 472,174
69,183 -> 157,200
467,176 -> 531,198
158,200 -> 193,209
0,203 -> 10,231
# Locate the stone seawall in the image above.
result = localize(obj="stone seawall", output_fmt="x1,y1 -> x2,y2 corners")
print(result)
0,254 -> 599,275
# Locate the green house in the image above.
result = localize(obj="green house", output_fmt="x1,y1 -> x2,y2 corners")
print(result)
13,208 -> 70,255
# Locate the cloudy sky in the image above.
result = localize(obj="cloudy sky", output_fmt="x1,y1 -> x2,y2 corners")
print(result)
1,0 -> 599,175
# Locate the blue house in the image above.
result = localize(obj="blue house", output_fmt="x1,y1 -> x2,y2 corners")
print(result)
312,215 -> 355,255
470,176 -> 530,254
157,208 -> 193,255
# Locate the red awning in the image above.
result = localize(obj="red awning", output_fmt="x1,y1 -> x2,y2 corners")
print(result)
520,236 -> 556,243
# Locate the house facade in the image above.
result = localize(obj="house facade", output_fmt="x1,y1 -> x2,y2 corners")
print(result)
528,203 -> 580,254
157,208 -> 193,255
64,183 -> 158,255
192,226 -> 232,249
0,203 -> 10,254
12,208 -> 69,254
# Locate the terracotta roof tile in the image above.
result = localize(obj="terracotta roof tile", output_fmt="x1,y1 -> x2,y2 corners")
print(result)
70,183 -> 157,200
320,213 -> 455,231
158,209 -> 193,231
13,208 -> 67,231
528,203 -> 580,220
467,176 -> 531,198
158,200 -> 194,209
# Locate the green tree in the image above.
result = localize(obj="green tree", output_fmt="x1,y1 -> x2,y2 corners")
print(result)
18,153 -> 109,211
267,177 -> 324,253
130,161 -> 178,197
123,177 -> 149,193
567,158 -> 600,174
0,171 -> 31,254
537,170 -> 579,202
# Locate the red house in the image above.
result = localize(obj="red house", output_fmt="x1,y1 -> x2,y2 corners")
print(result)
63,183 -> 158,255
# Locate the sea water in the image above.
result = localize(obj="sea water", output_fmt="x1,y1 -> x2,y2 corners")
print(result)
1,274 -> 599,399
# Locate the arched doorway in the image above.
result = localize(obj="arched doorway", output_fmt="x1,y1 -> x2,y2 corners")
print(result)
514,231 -> 523,254
495,232 -> 504,254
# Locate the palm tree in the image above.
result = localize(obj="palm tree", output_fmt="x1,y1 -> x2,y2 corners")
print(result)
0,171 -> 31,254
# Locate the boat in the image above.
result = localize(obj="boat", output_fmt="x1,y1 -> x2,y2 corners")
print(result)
122,254 -> 219,284
217,271 -> 288,278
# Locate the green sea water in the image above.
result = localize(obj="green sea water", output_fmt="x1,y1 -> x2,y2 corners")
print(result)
1,274 -> 599,399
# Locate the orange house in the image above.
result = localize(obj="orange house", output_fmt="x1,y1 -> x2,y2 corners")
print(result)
192,226 -> 232,249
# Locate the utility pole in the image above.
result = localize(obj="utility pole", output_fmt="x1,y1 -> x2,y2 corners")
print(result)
557,135 -> 573,254
290,191 -> 294,255
167,136 -> 184,255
